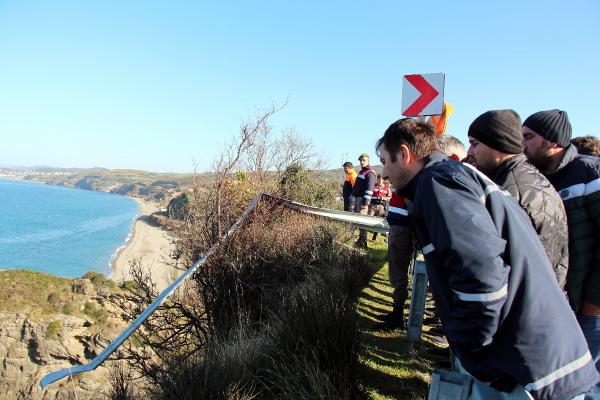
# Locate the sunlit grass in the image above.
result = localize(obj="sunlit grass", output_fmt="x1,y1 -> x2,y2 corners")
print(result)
355,238 -> 439,400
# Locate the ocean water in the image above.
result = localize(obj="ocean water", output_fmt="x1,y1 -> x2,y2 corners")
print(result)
0,179 -> 139,278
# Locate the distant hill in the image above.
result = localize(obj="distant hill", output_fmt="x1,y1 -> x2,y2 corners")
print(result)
0,164 -> 383,204
0,167 -> 200,204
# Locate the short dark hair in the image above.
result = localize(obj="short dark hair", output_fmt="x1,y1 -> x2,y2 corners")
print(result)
571,136 -> 600,157
376,118 -> 438,162
342,161 -> 353,168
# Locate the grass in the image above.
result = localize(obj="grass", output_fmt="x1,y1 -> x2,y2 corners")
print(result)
0,270 -> 73,318
0,269 -> 121,328
355,238 -> 443,400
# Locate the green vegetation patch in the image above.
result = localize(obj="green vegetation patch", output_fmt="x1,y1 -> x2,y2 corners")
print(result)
0,270 -> 73,318
0,269 -> 117,326
45,320 -> 62,340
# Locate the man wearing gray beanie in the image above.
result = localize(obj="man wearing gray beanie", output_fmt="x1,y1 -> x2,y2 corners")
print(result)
523,109 -> 600,396
467,109 -> 568,289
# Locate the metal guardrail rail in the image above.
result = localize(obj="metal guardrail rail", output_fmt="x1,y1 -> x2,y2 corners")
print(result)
40,193 -> 389,389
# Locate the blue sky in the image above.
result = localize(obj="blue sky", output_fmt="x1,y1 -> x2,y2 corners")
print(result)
0,1 -> 598,172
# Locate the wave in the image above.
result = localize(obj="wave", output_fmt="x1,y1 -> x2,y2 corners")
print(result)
0,213 -> 137,245
108,214 -> 139,269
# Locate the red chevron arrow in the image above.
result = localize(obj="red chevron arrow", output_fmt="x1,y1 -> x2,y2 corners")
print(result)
403,74 -> 440,116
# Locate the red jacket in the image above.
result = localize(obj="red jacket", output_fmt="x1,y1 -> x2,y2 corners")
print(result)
372,183 -> 391,199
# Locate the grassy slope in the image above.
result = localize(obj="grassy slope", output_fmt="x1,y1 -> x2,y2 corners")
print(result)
0,270 -> 120,329
0,270 -> 73,318
356,240 -> 442,400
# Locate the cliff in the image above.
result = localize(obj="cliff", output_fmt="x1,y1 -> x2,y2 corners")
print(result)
0,270 -> 131,399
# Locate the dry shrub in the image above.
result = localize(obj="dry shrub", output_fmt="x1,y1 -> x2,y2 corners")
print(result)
110,105 -> 366,399
107,362 -> 136,400
132,207 -> 369,399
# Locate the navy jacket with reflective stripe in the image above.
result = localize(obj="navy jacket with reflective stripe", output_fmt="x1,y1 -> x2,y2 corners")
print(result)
352,166 -> 377,206
398,152 -> 598,399
545,144 -> 600,312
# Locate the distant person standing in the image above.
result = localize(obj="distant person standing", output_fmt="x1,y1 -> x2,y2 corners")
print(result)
352,153 -> 377,248
467,110 -> 569,289
523,109 -> 600,396
342,161 -> 357,211
369,175 -> 391,240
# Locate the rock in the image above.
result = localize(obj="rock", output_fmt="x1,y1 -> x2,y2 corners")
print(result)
0,283 -> 133,399
6,341 -> 28,359
57,315 -> 86,331
71,279 -> 95,296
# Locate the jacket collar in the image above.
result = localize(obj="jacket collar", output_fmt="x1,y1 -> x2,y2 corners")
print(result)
492,154 -> 527,182
553,144 -> 579,174
397,152 -> 448,201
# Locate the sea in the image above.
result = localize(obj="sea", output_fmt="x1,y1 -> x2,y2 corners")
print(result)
0,179 -> 139,278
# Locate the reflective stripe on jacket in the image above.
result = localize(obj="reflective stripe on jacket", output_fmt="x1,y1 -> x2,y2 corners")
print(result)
386,192 -> 409,226
546,144 -> 600,312
352,166 -> 377,207
399,152 -> 598,399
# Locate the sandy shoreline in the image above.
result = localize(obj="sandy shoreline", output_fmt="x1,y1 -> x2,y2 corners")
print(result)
110,198 -> 177,291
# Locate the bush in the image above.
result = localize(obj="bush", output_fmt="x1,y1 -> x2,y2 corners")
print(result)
278,162 -> 336,208
119,280 -> 136,292
84,301 -> 109,325
45,320 -> 62,340
83,271 -> 117,290
46,292 -> 63,312
137,209 -> 368,399
62,302 -> 75,315
109,107 -> 367,398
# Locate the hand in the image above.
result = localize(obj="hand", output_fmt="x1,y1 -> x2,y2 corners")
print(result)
581,301 -> 600,316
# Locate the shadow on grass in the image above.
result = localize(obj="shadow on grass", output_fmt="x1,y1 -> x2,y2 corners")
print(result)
355,241 -> 437,400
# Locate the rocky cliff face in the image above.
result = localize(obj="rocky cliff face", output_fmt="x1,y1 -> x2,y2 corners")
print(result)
0,280 -> 130,399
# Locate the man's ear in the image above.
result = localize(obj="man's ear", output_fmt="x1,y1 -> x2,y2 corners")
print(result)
399,144 -> 411,164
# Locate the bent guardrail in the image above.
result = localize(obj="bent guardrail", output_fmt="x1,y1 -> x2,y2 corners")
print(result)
41,193 -> 388,389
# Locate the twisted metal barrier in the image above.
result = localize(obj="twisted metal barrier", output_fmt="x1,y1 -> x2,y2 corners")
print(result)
40,193 -> 388,389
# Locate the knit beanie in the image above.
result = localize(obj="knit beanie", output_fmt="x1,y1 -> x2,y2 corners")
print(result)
522,109 -> 572,148
468,109 -> 524,154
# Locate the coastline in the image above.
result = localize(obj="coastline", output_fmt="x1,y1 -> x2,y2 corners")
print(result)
109,197 -> 177,291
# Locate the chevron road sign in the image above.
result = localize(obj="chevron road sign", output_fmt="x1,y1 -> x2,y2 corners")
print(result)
401,73 -> 445,117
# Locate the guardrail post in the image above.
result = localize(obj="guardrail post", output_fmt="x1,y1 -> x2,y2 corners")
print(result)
407,256 -> 427,342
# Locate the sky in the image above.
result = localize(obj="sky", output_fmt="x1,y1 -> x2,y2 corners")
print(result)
0,1 -> 599,173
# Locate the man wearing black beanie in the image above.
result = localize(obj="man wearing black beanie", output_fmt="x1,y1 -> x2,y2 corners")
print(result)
467,109 -> 568,289
523,109 -> 600,396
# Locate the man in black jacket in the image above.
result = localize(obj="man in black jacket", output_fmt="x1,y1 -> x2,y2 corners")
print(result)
466,109 -> 569,288
377,118 -> 597,399
523,109 -> 600,397
342,161 -> 356,211
351,153 -> 377,248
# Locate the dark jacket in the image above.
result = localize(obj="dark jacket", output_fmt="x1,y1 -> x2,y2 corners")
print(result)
342,170 -> 357,201
342,180 -> 353,201
399,152 -> 598,399
352,166 -> 377,207
492,154 -> 569,289
545,144 -> 600,312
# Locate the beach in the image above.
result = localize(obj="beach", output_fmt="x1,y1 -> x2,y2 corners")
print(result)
110,198 -> 178,291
